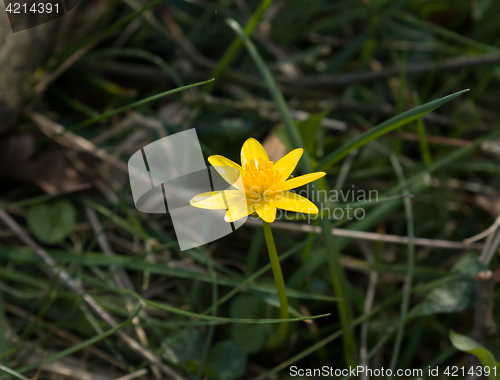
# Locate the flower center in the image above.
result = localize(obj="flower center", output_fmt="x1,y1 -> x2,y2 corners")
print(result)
242,158 -> 282,200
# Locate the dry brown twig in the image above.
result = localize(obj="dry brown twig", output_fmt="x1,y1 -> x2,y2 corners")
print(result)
464,214 -> 500,245
115,369 -> 149,380
27,110 -> 128,172
83,204 -> 162,377
28,353 -> 45,380
464,214 -> 500,265
246,219 -> 484,250
282,54 -> 500,88
24,350 -> 117,380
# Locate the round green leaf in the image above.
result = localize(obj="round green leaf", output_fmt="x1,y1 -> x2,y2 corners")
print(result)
208,340 -> 246,380
27,199 -> 76,244
230,294 -> 266,319
231,324 -> 266,354
163,329 -> 202,364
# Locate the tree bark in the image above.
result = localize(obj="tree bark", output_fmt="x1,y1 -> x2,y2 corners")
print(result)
0,20 -> 60,131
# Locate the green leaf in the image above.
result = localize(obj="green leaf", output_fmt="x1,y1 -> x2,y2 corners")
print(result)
472,0 -> 494,20
231,324 -> 266,355
298,110 -> 329,154
412,254 -> 484,316
27,199 -> 76,244
163,329 -> 203,364
208,341 -> 247,380
452,99 -> 480,132
316,89 -> 469,171
449,330 -> 497,380
230,295 -> 267,353
275,110 -> 328,157
274,127 -> 293,151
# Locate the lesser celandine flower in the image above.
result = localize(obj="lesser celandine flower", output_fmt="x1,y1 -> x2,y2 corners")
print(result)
190,138 -> 325,222
190,137 -> 325,345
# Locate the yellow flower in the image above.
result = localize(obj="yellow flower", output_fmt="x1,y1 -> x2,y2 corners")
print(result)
190,138 -> 325,223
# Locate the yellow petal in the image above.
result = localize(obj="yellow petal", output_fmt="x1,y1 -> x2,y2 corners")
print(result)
225,198 -> 252,222
275,191 -> 318,214
208,155 -> 244,189
271,172 -> 326,191
241,138 -> 269,167
255,201 -> 277,223
190,190 -> 245,210
273,148 -> 303,182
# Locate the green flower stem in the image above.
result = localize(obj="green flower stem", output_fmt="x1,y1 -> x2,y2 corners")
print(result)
262,221 -> 289,345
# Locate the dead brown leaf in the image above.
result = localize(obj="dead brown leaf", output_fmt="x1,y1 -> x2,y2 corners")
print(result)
262,128 -> 288,162
0,134 -> 93,194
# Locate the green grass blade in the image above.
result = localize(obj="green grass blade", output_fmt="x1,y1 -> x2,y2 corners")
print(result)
39,79 -> 214,148
59,0 -> 167,62
204,0 -> 275,93
100,284 -> 331,324
12,301 -> 143,376
196,258 -> 218,380
0,246 -> 337,302
285,127 -> 500,284
0,365 -> 28,380
416,116 -> 433,167
316,89 -> 469,171
388,154 -> 415,378
0,193 -> 62,210
67,78 -> 214,133
225,18 -> 311,173
88,48 -> 183,87
50,87 -> 100,117
250,273 -> 460,380
143,298 -> 330,324
203,238 -> 316,315
449,330 -> 497,380
396,11 -> 500,55
320,219 -> 355,365
246,229 -> 265,273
